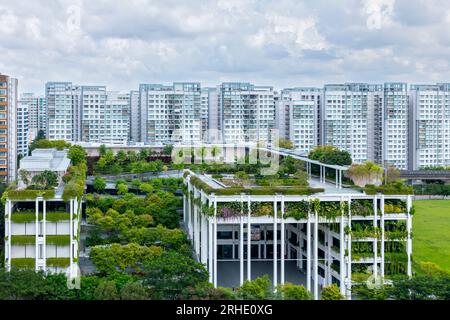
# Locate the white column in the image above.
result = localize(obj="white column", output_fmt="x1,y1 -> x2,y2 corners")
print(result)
213,197 -> 218,287
247,197 -> 251,281
273,196 -> 278,288
69,199 -> 73,271
7,200 -> 12,271
380,197 -> 385,278
297,223 -> 301,270
306,206 -> 311,292
201,215 -> 208,265
208,218 -> 213,283
239,215 -> 244,286
281,196 -> 285,285
346,198 -> 352,300
194,198 -> 200,258
43,200 -> 47,270
339,214 -> 346,296
313,209 -> 319,300
35,198 -> 39,271
373,196 -> 378,279
406,195 -> 412,277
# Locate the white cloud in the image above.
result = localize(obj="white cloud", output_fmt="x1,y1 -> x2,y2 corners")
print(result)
0,0 -> 449,93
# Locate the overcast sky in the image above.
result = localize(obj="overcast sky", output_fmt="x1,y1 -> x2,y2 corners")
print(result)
1,0 -> 450,94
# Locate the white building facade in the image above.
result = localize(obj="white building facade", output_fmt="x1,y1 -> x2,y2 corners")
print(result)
138,82 -> 202,145
409,83 -> 450,169
219,83 -> 275,144
17,102 -> 30,157
45,82 -> 81,142
184,170 -> 413,300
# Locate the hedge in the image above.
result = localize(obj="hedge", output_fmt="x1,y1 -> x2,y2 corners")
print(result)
10,212 -> 70,223
11,235 -> 36,245
6,189 -> 56,201
10,258 -> 35,269
189,174 -> 324,196
46,257 -> 71,268
46,235 -> 71,246
46,212 -> 71,222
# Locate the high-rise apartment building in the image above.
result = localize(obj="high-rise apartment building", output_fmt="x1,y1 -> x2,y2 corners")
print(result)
380,83 -> 409,169
138,82 -> 202,145
17,102 -> 29,157
103,92 -> 130,145
129,90 -> 140,143
0,73 -> 18,183
218,83 -> 275,144
409,83 -> 450,169
19,93 -> 46,140
45,82 -> 81,142
81,86 -> 107,142
322,83 -> 383,164
277,88 -> 321,154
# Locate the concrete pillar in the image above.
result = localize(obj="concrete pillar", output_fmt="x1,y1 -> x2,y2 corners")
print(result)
273,196 -> 278,288
346,198 -> 352,300
373,196 -> 378,279
247,197 -> 251,281
380,196 -> 385,278
213,197 -> 218,288
306,207 -> 311,292
314,210 -> 319,300
339,215 -> 346,296
240,215 -> 244,286
43,200 -> 47,270
406,195 -> 412,277
208,218 -> 213,283
35,198 -> 39,271
281,196 -> 285,285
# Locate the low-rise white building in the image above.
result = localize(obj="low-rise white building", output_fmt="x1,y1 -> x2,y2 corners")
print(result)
184,165 -> 413,300
4,148 -> 81,279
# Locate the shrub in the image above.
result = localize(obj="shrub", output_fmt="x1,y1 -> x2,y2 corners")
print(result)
321,284 -> 344,300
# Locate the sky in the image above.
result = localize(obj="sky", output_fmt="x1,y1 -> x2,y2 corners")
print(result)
1,0 -> 450,94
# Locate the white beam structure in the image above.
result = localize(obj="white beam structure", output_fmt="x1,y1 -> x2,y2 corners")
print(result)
281,196 -> 285,285
273,197 -> 278,288
247,197 -> 251,281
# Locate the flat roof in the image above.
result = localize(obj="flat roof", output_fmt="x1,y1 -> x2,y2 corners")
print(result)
19,148 -> 71,172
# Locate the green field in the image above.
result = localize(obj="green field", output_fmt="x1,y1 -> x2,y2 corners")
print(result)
413,200 -> 450,272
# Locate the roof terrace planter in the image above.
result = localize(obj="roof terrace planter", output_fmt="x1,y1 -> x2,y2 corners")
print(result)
284,201 -> 309,220
46,235 -> 71,246
351,199 -> 374,217
10,211 -> 71,223
11,235 -> 36,245
46,257 -> 71,268
10,258 -> 35,269
5,189 -> 56,201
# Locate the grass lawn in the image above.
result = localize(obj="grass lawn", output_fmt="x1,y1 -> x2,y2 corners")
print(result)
413,200 -> 450,273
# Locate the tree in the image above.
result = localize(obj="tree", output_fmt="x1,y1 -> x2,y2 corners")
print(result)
139,183 -> 154,195
139,149 -> 150,161
94,280 -> 119,300
385,165 -> 401,184
309,146 -> 352,166
68,145 -> 87,166
142,250 -> 209,299
163,144 -> 173,156
276,283 -> 313,300
0,269 -> 48,300
98,144 -> 107,157
93,176 -> 107,193
120,282 -> 148,300
321,284 -> 344,300
238,275 -> 273,300
31,170 -> 58,189
346,161 -> 384,187
117,183 -> 129,195
278,138 -> 294,150
19,169 -> 31,186
116,150 -> 127,164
